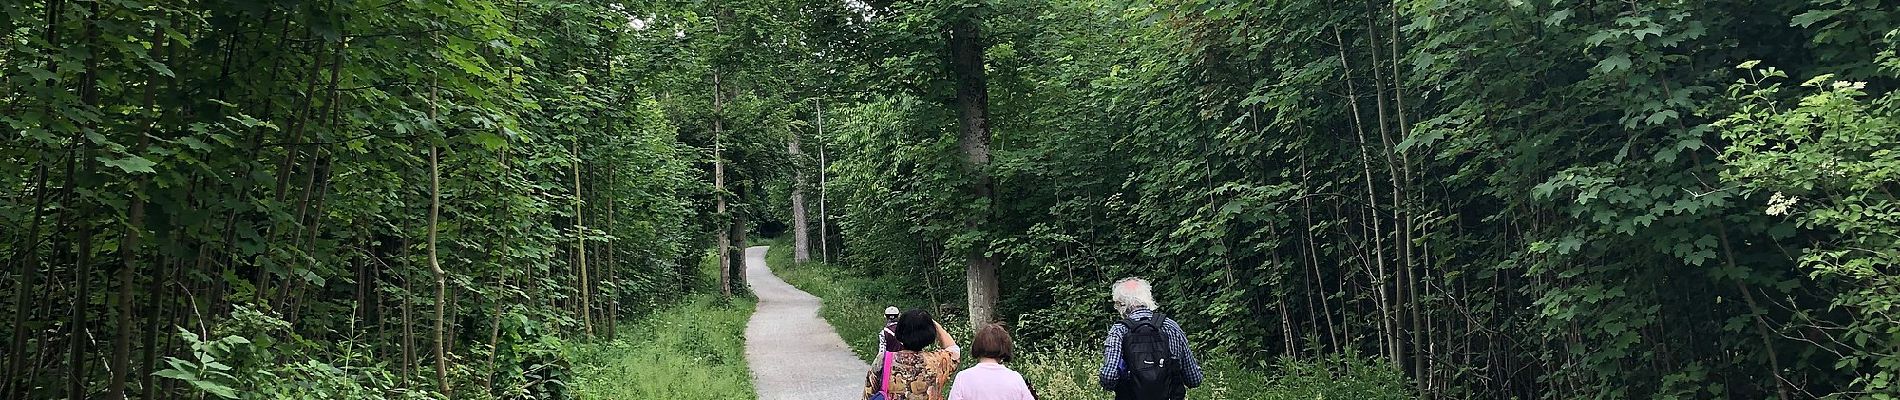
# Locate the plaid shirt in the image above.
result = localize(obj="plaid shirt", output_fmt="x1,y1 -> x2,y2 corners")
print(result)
1099,308 -> 1204,391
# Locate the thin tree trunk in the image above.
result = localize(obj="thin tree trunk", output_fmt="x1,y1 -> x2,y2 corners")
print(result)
107,170 -> 145,400
483,148 -> 511,393
401,234 -> 414,389
605,174 -> 617,340
1335,26 -> 1395,363
1299,154 -> 1340,351
1364,9 -> 1419,386
140,255 -> 173,400
429,144 -> 449,395
713,66 -> 731,299
817,100 -> 829,264
69,3 -> 102,395
6,161 -> 50,398
109,18 -> 168,398
574,137 -> 593,336
68,218 -> 93,399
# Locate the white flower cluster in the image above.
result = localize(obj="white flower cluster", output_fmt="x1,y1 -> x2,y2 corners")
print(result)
1766,192 -> 1800,216
1831,81 -> 1869,90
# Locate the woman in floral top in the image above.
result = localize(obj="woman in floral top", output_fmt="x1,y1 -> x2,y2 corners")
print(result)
864,309 -> 961,400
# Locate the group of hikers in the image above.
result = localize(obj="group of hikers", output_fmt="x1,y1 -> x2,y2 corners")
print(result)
860,277 -> 1203,400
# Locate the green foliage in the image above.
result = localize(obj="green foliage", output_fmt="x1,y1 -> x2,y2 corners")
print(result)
794,0 -> 1900,398
151,307 -> 416,399
3,0 -> 718,398
1719,51 -> 1900,395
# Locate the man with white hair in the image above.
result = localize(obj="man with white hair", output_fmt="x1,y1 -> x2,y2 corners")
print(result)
1098,277 -> 1203,400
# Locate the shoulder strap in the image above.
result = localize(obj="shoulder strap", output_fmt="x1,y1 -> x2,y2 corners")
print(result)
878,351 -> 896,394
1120,313 -> 1162,330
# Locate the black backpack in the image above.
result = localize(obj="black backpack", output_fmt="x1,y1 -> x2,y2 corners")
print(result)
1117,313 -> 1179,400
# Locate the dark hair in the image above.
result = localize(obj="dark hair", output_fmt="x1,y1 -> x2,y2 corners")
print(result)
896,309 -> 937,351
971,323 -> 1013,363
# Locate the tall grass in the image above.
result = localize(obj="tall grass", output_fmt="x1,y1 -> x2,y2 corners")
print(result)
761,239 -> 1414,399
563,252 -> 759,399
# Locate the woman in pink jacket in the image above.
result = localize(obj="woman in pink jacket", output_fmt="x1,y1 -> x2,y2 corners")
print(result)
949,324 -> 1036,400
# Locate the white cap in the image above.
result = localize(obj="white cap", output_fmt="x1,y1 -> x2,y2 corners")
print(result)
884,306 -> 900,315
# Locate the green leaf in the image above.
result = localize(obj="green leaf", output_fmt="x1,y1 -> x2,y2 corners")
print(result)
144,59 -> 175,78
1585,31 -> 1616,47
178,137 -> 211,151
1790,9 -> 1841,28
1545,9 -> 1573,26
1644,110 -> 1679,126
97,155 -> 157,174
23,66 -> 56,82
152,369 -> 196,381
188,380 -> 240,399
1595,52 -> 1632,73
294,268 -> 326,286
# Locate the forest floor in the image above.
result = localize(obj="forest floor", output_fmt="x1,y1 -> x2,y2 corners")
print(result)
743,246 -> 875,399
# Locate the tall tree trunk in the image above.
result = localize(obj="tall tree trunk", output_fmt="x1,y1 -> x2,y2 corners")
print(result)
1363,11 -> 1416,384
401,234 -> 414,389
1334,27 -> 1396,363
483,149 -> 511,393
713,66 -> 731,299
573,137 -> 593,336
108,18 -> 167,398
604,175 -> 617,340
6,161 -> 50,398
949,13 -> 1000,328
107,168 -> 145,400
816,100 -> 829,264
790,125 -> 811,264
70,4 -> 102,396
69,218 -> 93,399
428,144 -> 450,395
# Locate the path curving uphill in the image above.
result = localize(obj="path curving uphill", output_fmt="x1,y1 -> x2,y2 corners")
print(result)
744,246 -> 871,400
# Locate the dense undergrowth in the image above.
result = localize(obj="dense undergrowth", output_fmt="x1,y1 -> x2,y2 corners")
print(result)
763,240 -> 1411,400
564,294 -> 756,400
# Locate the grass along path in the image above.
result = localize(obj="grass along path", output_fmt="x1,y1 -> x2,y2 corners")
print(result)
564,251 -> 759,399
762,239 -> 1411,400
564,294 -> 758,399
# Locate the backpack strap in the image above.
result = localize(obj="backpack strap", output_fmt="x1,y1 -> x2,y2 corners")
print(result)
877,351 -> 896,394
1118,312 -> 1164,330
